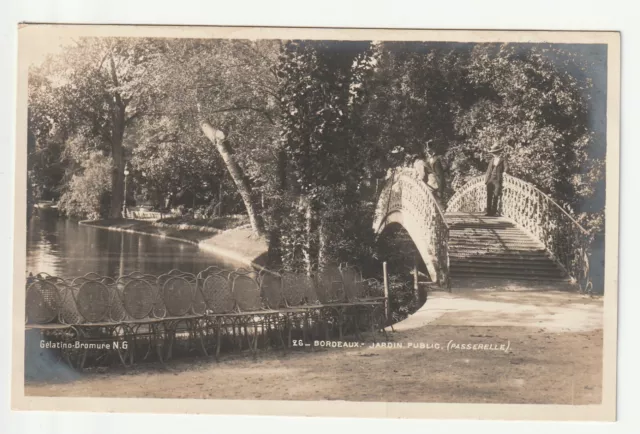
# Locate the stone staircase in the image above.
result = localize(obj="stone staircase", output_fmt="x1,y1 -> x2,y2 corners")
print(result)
445,212 -> 569,282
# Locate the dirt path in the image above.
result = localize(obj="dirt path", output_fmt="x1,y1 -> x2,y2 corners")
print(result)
25,289 -> 603,404
394,287 -> 603,333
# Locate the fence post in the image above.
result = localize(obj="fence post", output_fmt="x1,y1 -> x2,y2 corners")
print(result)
383,261 -> 390,322
413,253 -> 419,303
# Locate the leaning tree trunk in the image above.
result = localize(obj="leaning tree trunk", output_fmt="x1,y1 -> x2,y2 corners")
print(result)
201,122 -> 265,237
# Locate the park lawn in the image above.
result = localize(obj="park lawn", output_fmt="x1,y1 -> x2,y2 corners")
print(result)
82,218 -> 268,265
157,214 -> 249,231
85,215 -> 251,243
24,323 -> 602,405
84,219 -> 216,243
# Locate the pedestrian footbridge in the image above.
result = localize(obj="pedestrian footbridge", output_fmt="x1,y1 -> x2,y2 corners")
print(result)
373,169 -> 593,292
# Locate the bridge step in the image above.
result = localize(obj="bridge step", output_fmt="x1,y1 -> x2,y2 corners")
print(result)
450,228 -> 541,236
449,252 -> 553,260
449,274 -> 572,283
444,211 -> 569,284
449,241 -> 546,249
450,229 -> 541,238
450,267 -> 566,278
448,220 -> 514,225
449,258 -> 562,269
449,242 -> 545,251
450,228 -> 538,235
450,248 -> 544,255
449,226 -> 539,234
448,228 -> 539,236
450,253 -> 551,262
450,268 -> 569,281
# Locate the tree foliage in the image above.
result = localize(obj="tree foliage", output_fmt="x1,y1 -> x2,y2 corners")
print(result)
452,45 -> 598,212
29,37 -> 168,217
129,116 -> 238,211
364,42 -> 604,232
58,152 -> 112,220
272,40 -> 380,272
29,38 -> 607,272
145,38 -> 281,234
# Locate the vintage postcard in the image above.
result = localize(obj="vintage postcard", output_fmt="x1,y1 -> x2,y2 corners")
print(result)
12,24 -> 620,421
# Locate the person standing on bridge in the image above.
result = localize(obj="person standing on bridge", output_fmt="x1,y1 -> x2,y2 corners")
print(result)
485,143 -> 507,216
425,141 -> 446,208
413,141 -> 446,208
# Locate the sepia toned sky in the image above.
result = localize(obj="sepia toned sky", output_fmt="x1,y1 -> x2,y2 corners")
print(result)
22,32 -> 73,66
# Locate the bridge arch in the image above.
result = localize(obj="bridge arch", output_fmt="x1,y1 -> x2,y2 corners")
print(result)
373,169 -> 450,288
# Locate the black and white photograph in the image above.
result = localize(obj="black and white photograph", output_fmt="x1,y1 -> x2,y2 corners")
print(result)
12,25 -> 620,421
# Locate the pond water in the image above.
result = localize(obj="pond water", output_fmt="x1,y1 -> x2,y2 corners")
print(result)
26,209 -> 240,279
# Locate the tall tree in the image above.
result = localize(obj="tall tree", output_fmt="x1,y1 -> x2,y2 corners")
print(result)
149,39 -> 282,236
275,40 -> 377,272
28,69 -> 70,203
30,37 -> 165,218
129,116 -> 234,211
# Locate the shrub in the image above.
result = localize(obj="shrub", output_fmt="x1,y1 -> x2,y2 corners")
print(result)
386,275 -> 423,324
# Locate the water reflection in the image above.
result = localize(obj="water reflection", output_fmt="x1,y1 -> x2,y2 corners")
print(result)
27,210 -> 239,279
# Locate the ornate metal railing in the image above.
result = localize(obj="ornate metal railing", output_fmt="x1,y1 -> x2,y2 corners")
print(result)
25,266 -> 386,326
25,266 -> 388,369
374,168 -> 450,289
446,174 -> 593,292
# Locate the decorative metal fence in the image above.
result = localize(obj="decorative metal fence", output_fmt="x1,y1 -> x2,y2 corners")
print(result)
25,265 -> 388,369
446,174 -> 593,292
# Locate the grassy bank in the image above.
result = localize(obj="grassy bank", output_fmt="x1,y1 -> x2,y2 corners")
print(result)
80,217 -> 268,268
157,214 -> 249,231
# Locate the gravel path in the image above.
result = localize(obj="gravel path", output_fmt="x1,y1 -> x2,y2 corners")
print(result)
25,287 -> 603,405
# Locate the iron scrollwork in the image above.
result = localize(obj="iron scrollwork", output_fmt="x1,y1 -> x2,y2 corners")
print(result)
374,168 -> 451,289
446,174 -> 593,292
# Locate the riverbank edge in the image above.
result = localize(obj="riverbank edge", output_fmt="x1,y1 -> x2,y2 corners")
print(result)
78,219 -> 270,272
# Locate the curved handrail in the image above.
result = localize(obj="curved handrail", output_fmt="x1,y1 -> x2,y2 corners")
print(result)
374,167 -> 450,288
505,174 -> 589,234
446,173 -> 593,292
446,175 -> 484,215
447,175 -> 589,233
391,168 -> 450,228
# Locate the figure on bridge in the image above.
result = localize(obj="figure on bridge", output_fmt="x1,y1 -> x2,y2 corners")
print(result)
413,141 -> 446,209
484,143 -> 507,216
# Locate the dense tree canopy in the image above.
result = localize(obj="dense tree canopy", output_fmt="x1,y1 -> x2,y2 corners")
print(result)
363,42 -> 604,231
28,38 -> 606,271
150,38 -> 281,235
58,152 -> 112,220
128,117 -> 232,209
271,40 -> 380,272
29,37 -> 168,218
452,45 -> 600,213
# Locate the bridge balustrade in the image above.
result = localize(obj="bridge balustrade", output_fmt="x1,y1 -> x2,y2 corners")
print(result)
446,174 -> 593,292
374,168 -> 450,289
